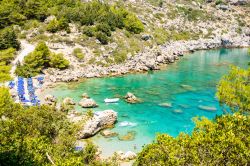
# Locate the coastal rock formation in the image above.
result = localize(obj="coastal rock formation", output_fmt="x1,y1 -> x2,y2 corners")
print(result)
79,110 -> 117,139
43,35 -> 250,83
79,98 -> 98,108
116,151 -> 137,161
63,97 -> 75,105
125,92 -> 140,104
100,129 -> 118,138
44,94 -> 57,105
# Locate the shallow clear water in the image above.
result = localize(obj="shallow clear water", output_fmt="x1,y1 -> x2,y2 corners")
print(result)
48,48 -> 250,157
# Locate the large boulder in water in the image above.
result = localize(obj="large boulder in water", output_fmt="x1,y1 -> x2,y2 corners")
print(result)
79,98 -> 98,108
116,151 -> 137,161
63,97 -> 75,105
79,110 -> 117,139
44,94 -> 57,105
124,92 -> 140,104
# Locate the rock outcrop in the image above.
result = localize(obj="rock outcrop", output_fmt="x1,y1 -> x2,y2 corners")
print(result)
116,151 -> 137,161
43,35 -> 250,83
44,94 -> 57,105
79,98 -> 98,108
79,110 -> 117,139
124,92 -> 140,104
63,97 -> 75,105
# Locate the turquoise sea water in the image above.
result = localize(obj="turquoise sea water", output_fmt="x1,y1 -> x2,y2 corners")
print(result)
47,48 -> 250,157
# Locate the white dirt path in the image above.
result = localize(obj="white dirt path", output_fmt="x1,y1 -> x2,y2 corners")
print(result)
10,40 -> 35,77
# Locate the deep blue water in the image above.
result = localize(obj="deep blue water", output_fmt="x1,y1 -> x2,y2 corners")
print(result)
48,48 -> 250,156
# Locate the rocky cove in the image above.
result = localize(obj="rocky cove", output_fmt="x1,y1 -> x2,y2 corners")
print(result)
42,48 -> 250,158
44,35 -> 250,83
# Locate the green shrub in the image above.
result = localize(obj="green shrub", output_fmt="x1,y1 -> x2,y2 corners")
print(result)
46,18 -> 69,33
147,0 -> 164,7
0,48 -> 16,82
58,17 -> 70,33
46,19 -> 59,33
215,0 -> 226,5
153,28 -> 170,45
0,48 -> 16,64
95,32 -> 109,45
124,13 -> 144,34
15,41 -> 69,77
175,6 -> 211,22
96,23 -> 112,37
23,20 -> 40,30
88,57 -> 96,64
28,34 -> 49,43
82,26 -> 95,37
86,109 -> 94,118
0,65 -> 12,82
113,49 -> 128,64
0,27 -> 20,50
73,48 -> 85,60
82,143 -> 97,164
49,53 -> 69,69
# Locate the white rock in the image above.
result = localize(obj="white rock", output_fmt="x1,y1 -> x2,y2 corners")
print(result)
63,97 -> 75,105
79,98 -> 98,108
79,110 -> 117,138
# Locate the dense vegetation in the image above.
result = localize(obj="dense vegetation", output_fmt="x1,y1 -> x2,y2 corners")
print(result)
0,87 -> 116,165
0,48 -> 16,82
0,27 -> 20,82
15,42 -> 69,77
0,0 -> 144,45
217,66 -> 250,113
0,27 -> 20,50
134,66 -> 250,165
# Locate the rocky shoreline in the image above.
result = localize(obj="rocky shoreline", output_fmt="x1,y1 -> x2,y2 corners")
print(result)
43,35 -> 250,83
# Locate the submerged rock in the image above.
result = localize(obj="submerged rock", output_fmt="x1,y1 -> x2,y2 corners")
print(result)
198,105 -> 217,112
172,109 -> 183,114
63,97 -> 75,105
179,104 -> 190,109
124,92 -> 141,104
159,102 -> 172,107
82,93 -> 90,99
180,84 -> 193,90
118,131 -> 136,141
79,98 -> 98,108
100,129 -> 118,138
79,110 -> 117,139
